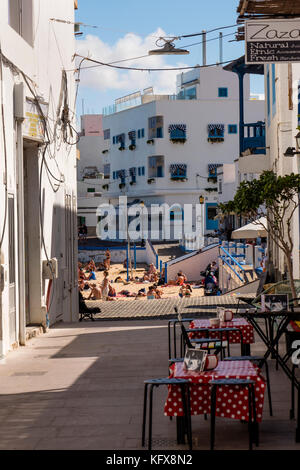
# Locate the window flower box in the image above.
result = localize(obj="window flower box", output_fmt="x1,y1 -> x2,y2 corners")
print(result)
170,137 -> 186,144
204,187 -> 218,192
207,137 -> 224,143
129,144 -> 136,151
207,177 -> 217,184
170,176 -> 188,181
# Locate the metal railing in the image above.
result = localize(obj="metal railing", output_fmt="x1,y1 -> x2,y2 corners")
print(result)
219,245 -> 246,283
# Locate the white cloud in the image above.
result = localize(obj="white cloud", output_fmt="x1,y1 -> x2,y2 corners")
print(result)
76,29 -> 189,95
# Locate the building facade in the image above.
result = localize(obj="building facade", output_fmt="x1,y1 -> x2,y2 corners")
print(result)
0,0 -> 78,356
77,114 -> 109,234
101,65 -> 264,240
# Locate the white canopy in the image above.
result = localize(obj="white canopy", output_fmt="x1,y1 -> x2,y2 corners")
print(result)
231,217 -> 267,239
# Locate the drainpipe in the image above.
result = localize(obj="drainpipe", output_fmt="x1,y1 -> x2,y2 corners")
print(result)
238,71 -> 245,156
16,117 -> 26,346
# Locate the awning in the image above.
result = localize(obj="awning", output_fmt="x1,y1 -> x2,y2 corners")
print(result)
231,217 -> 267,239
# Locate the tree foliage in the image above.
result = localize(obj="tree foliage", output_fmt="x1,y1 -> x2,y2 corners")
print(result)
218,171 -> 300,299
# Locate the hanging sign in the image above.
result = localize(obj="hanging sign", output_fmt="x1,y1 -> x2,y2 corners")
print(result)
23,98 -> 48,142
245,19 -> 300,64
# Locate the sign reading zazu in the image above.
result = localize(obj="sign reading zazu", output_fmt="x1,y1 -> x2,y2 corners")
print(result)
245,19 -> 300,64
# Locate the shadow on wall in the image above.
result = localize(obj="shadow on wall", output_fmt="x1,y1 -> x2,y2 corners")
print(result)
48,202 -> 78,325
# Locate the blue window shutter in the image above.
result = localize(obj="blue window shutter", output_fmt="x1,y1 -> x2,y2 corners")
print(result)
267,65 -> 270,126
228,124 -> 237,134
272,64 -> 276,115
138,129 -> 140,139
142,128 -> 144,138
218,87 -> 228,98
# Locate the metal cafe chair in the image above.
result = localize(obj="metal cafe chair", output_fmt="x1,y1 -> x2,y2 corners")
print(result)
141,378 -> 192,451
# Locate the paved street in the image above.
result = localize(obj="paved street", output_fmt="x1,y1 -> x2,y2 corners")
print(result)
0,318 -> 299,450
88,294 -> 253,320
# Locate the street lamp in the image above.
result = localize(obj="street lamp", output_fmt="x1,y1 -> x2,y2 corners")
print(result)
148,38 -> 189,56
296,131 -> 300,149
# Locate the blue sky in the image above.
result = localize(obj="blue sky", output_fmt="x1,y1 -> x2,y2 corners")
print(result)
75,0 -> 264,116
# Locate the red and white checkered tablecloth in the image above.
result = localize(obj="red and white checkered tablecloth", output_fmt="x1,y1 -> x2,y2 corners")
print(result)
189,318 -> 254,344
164,360 -> 265,422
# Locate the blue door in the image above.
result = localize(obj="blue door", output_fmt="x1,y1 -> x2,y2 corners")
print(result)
206,203 -> 218,231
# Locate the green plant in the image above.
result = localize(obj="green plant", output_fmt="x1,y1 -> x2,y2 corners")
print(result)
219,171 -> 300,300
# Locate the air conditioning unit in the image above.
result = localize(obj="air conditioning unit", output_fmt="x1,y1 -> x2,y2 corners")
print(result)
42,258 -> 58,279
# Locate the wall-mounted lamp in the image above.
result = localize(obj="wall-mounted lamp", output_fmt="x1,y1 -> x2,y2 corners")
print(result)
284,147 -> 300,157
284,132 -> 300,156
296,131 -> 300,149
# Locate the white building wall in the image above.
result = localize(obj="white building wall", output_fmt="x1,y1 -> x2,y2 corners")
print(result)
265,62 -> 300,280
0,0 -> 78,356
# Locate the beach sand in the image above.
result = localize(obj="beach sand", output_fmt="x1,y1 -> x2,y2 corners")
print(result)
81,263 -> 204,302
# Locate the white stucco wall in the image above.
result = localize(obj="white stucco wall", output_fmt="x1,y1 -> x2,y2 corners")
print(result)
0,0 -> 78,355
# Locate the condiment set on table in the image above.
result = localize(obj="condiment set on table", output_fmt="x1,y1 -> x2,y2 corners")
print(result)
209,307 -> 234,327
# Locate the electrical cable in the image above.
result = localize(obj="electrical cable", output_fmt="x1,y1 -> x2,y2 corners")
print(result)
0,46 -> 8,249
74,54 -> 235,72
51,18 -> 237,40
67,31 -> 236,74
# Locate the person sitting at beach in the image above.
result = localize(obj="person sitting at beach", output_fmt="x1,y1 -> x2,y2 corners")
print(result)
152,284 -> 163,299
87,283 -> 102,300
176,273 -> 185,286
88,259 -> 96,271
177,270 -> 187,282
85,269 -> 97,281
179,284 -> 193,298
108,284 -> 116,298
147,286 -> 156,300
148,263 -> 156,275
78,267 -> 86,280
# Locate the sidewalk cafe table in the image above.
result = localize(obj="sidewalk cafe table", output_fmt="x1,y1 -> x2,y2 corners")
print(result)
189,318 -> 254,355
164,360 -> 266,444
239,309 -> 300,442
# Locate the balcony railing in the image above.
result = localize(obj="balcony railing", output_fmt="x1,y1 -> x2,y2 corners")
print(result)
241,122 -> 266,155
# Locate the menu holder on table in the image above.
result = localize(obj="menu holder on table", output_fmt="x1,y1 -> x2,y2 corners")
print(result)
261,294 -> 289,313
184,348 -> 208,372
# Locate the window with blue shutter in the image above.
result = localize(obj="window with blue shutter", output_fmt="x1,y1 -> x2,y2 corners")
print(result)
218,87 -> 228,98
228,124 -> 237,134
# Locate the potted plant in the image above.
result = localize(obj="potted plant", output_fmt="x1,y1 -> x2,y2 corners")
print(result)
170,137 -> 186,144
147,178 -> 155,184
102,184 -> 109,190
102,149 -> 109,154
129,144 -> 136,151
207,177 -> 217,184
119,183 -> 125,189
118,145 -> 125,151
147,139 -> 154,145
130,181 -> 136,186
